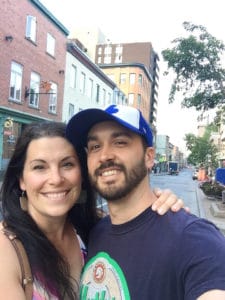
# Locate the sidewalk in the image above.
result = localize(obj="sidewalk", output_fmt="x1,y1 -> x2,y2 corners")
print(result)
196,185 -> 225,235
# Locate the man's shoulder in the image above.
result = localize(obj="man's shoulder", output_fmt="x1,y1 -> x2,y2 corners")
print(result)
158,210 -> 224,239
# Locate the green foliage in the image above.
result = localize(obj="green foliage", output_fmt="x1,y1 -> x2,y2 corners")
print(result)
185,125 -> 218,168
162,21 -> 225,112
199,181 -> 225,198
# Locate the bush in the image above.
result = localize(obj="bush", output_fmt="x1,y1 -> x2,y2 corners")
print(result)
199,181 -> 225,199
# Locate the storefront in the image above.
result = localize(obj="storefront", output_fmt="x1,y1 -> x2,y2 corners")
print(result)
0,107 -> 51,176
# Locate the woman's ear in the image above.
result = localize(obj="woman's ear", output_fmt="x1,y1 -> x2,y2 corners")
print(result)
145,147 -> 155,170
19,177 -> 25,191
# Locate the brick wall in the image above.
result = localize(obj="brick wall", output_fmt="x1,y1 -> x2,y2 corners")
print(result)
0,0 -> 68,121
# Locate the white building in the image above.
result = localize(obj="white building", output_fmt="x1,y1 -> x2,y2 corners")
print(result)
62,40 -> 127,123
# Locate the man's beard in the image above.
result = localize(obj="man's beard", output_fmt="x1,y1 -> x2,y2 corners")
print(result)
89,156 -> 148,201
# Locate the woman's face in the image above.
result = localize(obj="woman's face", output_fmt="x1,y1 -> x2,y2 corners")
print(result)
19,136 -> 82,221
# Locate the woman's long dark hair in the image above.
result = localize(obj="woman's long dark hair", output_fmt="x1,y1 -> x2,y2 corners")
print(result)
0,121 -> 99,299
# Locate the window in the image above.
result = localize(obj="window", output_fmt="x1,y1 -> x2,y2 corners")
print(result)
115,54 -> 122,63
138,74 -> 143,86
104,55 -> 111,64
87,78 -> 93,99
115,45 -> 123,54
46,33 -> 55,56
29,72 -> 40,108
98,47 -> 102,55
49,82 -> 57,113
102,88 -> 106,106
129,73 -> 136,85
68,103 -> 74,119
70,65 -> 77,88
26,15 -> 36,42
120,73 -> 126,84
97,56 -> 102,64
107,92 -> 111,104
104,46 -> 112,55
115,45 -> 123,63
137,94 -> 141,107
9,62 -> 23,102
96,84 -> 100,102
80,72 -> 86,94
128,93 -> 134,105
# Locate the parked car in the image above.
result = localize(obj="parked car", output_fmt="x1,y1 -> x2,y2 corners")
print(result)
192,168 -> 199,180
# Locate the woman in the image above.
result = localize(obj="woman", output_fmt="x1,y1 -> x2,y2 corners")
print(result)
0,121 -> 185,299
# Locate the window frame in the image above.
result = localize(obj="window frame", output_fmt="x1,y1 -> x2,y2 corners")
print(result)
28,72 -> 40,108
46,33 -> 55,56
9,62 -> 23,102
70,64 -> 77,88
25,15 -> 37,42
48,82 -> 57,114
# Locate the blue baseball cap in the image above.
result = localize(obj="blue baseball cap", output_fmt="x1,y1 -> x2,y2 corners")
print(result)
66,104 -> 153,148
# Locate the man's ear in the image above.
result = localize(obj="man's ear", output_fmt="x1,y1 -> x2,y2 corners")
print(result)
145,147 -> 155,169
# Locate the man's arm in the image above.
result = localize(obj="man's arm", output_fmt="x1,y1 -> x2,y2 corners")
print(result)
198,290 -> 225,299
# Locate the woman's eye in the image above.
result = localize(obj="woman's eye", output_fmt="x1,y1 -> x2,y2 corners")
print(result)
63,162 -> 74,168
33,165 -> 45,170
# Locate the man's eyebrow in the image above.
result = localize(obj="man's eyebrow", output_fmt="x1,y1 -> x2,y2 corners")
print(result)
87,135 -> 98,143
111,131 -> 133,139
87,131 -> 133,143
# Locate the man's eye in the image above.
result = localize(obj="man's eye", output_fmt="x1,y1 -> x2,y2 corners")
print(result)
88,144 -> 100,152
115,140 -> 127,146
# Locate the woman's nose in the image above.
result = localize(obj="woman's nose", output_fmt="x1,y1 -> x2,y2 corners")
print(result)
49,168 -> 64,184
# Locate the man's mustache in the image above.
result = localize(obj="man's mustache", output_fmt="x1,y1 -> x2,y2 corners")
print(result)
95,161 -> 125,176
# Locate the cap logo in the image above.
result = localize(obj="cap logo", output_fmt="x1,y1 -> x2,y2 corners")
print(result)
106,104 -> 140,130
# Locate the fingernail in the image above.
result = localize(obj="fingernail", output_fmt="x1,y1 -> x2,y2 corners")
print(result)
151,204 -> 156,211
157,208 -> 163,215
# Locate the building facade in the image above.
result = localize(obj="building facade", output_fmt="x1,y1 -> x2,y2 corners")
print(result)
95,42 -> 159,130
0,0 -> 68,170
63,40 -> 127,123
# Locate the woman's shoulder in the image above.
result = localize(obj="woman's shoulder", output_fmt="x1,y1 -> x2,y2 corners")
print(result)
0,221 -> 21,269
0,222 -> 23,296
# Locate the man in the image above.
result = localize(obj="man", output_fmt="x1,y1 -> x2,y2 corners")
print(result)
66,104 -> 225,300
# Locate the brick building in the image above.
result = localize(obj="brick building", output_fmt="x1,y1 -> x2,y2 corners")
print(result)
0,0 -> 69,170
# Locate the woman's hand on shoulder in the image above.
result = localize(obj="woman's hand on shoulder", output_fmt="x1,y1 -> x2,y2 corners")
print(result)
152,188 -> 190,215
0,229 -> 26,299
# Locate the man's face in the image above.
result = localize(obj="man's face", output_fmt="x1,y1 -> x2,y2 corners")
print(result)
86,121 -> 154,201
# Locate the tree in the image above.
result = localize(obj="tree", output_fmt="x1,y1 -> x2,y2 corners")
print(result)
162,22 -> 225,112
185,125 -> 218,168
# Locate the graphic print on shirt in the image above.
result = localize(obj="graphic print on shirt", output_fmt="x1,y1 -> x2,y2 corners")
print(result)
80,252 -> 130,300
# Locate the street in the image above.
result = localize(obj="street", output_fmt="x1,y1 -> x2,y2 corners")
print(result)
151,168 -> 201,217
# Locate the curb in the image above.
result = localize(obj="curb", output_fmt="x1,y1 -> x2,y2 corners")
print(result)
196,184 -> 225,235
195,185 -> 206,219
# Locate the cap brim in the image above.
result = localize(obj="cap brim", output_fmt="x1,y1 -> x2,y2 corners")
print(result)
66,108 -> 116,147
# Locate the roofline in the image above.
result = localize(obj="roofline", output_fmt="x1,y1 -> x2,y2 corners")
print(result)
99,63 -> 153,82
67,42 -> 117,88
29,0 -> 69,36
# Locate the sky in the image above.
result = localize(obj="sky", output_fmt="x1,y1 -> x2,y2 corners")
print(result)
40,0 -> 225,154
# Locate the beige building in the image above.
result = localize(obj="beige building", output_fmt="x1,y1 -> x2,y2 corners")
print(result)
95,42 -> 159,131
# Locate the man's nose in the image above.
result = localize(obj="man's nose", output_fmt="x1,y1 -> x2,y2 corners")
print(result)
99,144 -> 115,162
